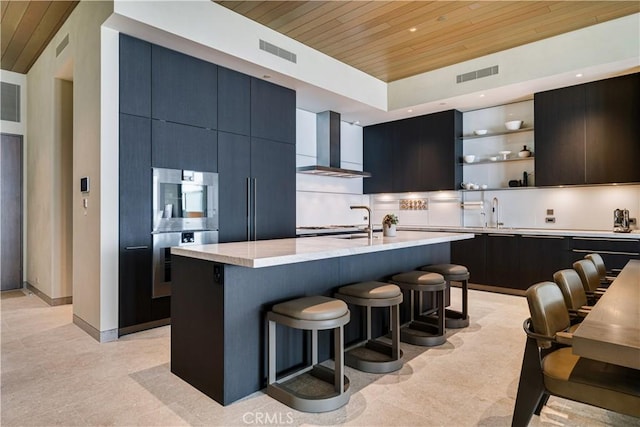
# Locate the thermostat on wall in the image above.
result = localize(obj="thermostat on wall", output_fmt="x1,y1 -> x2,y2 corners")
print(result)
80,177 -> 90,193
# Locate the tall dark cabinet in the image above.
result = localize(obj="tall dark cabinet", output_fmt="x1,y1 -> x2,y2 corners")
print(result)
363,110 -> 462,193
119,113 -> 156,328
535,72 -> 640,186
119,34 -> 296,333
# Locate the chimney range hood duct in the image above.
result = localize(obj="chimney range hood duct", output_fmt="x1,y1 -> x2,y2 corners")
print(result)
296,111 -> 371,178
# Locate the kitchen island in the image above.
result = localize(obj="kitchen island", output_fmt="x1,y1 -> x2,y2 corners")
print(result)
170,231 -> 473,405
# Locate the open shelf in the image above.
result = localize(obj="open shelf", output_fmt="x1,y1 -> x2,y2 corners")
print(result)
461,156 -> 534,166
461,127 -> 534,140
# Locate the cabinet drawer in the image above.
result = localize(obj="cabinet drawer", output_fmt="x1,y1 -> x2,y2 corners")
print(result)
570,237 -> 640,254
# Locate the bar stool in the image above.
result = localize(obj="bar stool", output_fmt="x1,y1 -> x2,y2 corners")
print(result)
390,271 -> 447,346
267,296 -> 350,413
420,263 -> 470,328
335,281 -> 403,374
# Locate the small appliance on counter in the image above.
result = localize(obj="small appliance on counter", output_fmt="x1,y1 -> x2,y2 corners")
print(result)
613,208 -> 631,233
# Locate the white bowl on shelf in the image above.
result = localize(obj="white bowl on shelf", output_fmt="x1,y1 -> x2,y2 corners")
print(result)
489,156 -> 498,161
505,120 -> 523,130
473,129 -> 488,135
463,155 -> 476,163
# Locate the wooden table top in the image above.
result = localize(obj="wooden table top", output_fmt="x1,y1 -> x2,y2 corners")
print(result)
573,259 -> 640,369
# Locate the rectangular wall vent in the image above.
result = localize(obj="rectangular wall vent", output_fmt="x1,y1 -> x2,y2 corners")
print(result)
456,65 -> 499,83
56,34 -> 69,57
259,39 -> 297,64
1,82 -> 21,122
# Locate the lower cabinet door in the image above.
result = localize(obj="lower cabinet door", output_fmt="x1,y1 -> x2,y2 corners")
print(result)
451,234 -> 486,285
119,246 -> 152,328
518,235 -> 567,288
485,234 -> 521,289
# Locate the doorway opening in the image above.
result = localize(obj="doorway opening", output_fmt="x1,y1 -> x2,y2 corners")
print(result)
1,133 -> 23,291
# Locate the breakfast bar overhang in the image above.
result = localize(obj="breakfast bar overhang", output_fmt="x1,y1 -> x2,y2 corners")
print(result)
170,231 -> 473,405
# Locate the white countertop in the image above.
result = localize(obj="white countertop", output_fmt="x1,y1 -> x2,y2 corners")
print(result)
399,226 -> 640,239
297,225 -> 640,240
172,231 -> 473,268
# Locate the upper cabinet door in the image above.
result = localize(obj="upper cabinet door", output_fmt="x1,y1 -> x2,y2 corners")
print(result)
420,110 -> 462,191
534,85 -> 586,186
120,35 -> 151,117
363,122 -> 394,194
392,116 -> 421,193
151,120 -> 218,172
217,67 -> 250,136
585,73 -> 640,184
152,45 -> 217,129
250,78 -> 296,144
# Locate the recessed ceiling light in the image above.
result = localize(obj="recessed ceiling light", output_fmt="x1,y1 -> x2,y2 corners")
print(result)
479,94 -> 485,98
576,73 -> 583,78
407,109 -> 413,113
409,27 -> 417,32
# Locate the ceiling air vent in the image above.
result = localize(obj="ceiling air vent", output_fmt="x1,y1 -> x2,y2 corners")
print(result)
456,65 -> 499,83
56,34 -> 69,57
1,82 -> 21,122
259,39 -> 297,64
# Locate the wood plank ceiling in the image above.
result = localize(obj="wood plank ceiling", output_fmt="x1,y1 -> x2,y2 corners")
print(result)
1,1 -> 78,74
216,1 -> 640,82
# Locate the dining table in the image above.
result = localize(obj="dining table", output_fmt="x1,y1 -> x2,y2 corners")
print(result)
572,259 -> 640,370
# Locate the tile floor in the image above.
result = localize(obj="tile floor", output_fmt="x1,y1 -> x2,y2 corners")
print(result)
1,288 -> 637,426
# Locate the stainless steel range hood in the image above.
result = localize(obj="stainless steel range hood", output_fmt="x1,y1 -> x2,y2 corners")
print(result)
296,111 -> 371,178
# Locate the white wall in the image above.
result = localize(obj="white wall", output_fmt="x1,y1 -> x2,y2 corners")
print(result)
296,109 -> 369,226
26,1 -> 114,338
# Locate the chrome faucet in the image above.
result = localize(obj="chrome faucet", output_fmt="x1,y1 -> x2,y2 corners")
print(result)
491,197 -> 503,229
350,205 -> 373,239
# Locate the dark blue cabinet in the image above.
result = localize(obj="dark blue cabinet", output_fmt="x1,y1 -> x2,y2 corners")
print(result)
218,132 -> 251,243
535,72 -> 640,186
217,133 -> 296,242
151,120 -> 217,172
251,138 -> 296,240
119,35 -> 151,117
119,113 -> 153,328
152,45 -> 217,129
363,122 -> 394,194
364,110 -> 461,193
218,67 -> 250,136
251,78 -> 296,144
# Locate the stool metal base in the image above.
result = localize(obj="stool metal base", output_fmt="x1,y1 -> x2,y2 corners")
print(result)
345,339 -> 403,374
267,365 -> 350,413
445,308 -> 470,328
400,318 -> 447,347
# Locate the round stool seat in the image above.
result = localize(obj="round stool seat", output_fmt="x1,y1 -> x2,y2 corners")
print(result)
338,281 -> 401,299
273,296 -> 348,321
391,271 -> 446,291
421,264 -> 470,281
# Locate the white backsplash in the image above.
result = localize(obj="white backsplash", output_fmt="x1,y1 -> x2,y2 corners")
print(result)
296,109 -> 369,227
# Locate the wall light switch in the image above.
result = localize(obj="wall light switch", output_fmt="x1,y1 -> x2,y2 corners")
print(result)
545,217 -> 556,223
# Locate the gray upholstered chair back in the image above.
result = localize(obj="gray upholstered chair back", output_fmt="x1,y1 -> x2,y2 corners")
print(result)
573,259 -> 601,293
553,269 -> 588,310
525,282 -> 571,348
585,253 -> 607,279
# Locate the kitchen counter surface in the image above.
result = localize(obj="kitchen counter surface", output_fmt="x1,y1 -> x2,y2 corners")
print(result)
398,226 -> 640,239
172,231 -> 473,268
297,225 -> 640,240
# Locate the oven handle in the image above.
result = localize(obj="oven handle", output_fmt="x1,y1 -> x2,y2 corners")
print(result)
125,245 -> 148,250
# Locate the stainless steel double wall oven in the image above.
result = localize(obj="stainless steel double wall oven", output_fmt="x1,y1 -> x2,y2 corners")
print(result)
152,168 -> 218,298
